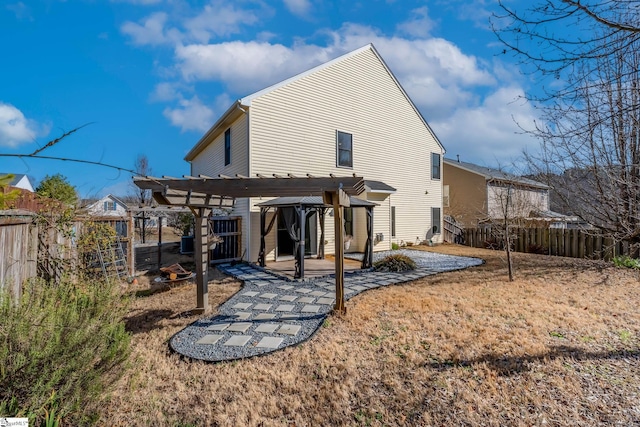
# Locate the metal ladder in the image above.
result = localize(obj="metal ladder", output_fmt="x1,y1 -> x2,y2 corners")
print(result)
96,236 -> 129,280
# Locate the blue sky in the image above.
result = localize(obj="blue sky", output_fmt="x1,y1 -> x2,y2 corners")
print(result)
0,0 -> 539,198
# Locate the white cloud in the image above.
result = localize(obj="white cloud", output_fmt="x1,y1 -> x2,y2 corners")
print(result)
121,12 -> 181,46
0,102 -> 45,148
185,2 -> 261,43
163,96 -> 216,132
397,7 -> 436,38
431,86 -> 540,165
122,10 -> 536,159
173,23 -> 496,120
175,41 -> 338,92
150,82 -> 186,102
283,0 -> 312,17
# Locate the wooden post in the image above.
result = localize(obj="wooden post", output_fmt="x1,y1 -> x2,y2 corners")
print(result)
297,207 -> 307,279
325,189 -> 350,314
157,215 -> 163,270
128,209 -> 135,275
193,207 -> 211,313
333,199 -> 345,314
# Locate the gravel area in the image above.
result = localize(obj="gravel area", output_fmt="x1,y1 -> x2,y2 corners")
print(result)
345,248 -> 485,271
169,249 -> 483,362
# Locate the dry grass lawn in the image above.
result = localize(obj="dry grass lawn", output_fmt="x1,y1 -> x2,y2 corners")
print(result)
99,245 -> 640,426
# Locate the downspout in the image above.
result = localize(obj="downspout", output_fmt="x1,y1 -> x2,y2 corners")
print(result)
237,103 -> 251,261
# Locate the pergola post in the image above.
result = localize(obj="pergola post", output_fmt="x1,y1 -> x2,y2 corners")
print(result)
127,209 -> 135,275
362,206 -> 374,269
318,207 -> 326,259
295,206 -> 307,279
258,207 -> 267,267
325,189 -> 350,314
192,207 -> 211,313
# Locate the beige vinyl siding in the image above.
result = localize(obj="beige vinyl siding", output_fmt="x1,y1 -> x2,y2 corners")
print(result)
443,163 -> 488,226
190,114 -> 251,257
245,47 -> 443,260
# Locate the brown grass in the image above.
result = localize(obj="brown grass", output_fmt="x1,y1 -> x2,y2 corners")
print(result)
99,245 -> 640,426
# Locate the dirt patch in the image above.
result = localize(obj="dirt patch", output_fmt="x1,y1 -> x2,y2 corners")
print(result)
99,245 -> 640,426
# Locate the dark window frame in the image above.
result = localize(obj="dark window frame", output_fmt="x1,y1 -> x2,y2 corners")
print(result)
224,128 -> 231,166
431,207 -> 441,234
336,130 -> 353,168
344,207 -> 354,237
431,152 -> 441,180
391,206 -> 396,237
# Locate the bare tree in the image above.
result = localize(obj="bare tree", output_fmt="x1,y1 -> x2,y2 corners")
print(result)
484,178 -> 546,281
495,3 -> 640,253
493,1 -> 640,99
131,154 -> 152,206
130,154 -> 153,243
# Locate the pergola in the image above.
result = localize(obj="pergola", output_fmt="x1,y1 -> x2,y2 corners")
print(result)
255,196 -> 376,278
133,174 -> 366,314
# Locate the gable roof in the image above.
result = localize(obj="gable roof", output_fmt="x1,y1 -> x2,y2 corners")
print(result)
83,194 -> 129,210
444,158 -> 548,190
185,43 -> 444,161
0,173 -> 34,191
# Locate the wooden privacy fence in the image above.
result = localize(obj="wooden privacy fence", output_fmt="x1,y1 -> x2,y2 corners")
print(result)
0,210 -> 38,296
462,227 -> 632,260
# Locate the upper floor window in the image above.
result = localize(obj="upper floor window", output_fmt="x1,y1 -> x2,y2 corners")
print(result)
431,153 -> 441,180
337,131 -> 353,168
103,201 -> 116,211
224,128 -> 231,166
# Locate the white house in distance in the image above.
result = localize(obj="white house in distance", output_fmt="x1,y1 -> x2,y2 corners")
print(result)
185,44 -> 445,263
1,173 -> 35,192
82,194 -> 128,217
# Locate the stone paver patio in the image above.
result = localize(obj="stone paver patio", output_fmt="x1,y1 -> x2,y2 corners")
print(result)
169,250 -> 483,362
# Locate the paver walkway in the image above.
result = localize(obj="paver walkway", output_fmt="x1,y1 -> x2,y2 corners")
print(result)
169,250 -> 483,362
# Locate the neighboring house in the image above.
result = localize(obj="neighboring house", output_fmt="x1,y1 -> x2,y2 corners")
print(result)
79,194 -> 129,236
1,173 -> 35,192
185,44 -> 445,263
443,158 -> 579,228
81,194 -> 128,217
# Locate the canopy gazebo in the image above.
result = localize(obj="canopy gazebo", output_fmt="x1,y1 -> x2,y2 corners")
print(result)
255,196 -> 376,279
133,174 -> 366,314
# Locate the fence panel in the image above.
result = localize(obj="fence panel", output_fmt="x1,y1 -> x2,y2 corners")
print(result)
210,216 -> 242,264
0,212 -> 37,297
460,227 -> 639,260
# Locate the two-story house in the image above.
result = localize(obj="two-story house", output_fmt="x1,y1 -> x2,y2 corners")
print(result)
443,158 -> 551,227
185,44 -> 445,263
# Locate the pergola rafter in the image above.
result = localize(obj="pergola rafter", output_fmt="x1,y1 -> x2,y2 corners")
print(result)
133,174 -> 366,314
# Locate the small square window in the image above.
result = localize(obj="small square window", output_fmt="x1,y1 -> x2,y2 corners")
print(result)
337,131 -> 352,168
431,153 -> 441,180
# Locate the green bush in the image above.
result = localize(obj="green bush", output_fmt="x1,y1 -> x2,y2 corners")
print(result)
391,242 -> 400,250
613,255 -> 640,269
0,278 -> 130,425
373,254 -> 417,272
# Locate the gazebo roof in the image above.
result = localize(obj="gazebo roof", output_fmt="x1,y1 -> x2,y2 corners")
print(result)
256,196 -> 377,208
